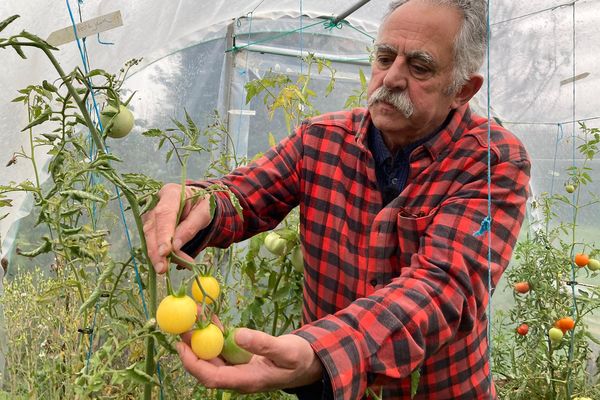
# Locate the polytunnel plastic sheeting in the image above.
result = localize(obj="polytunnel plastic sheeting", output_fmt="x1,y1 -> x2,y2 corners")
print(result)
1,0 -> 600,384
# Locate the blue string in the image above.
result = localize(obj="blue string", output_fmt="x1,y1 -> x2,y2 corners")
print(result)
483,1 -> 494,396
65,2 -> 163,397
566,4 -> 578,398
473,216 -> 491,237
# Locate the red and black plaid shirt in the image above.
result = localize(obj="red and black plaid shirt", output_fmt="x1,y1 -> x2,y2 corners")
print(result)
193,104 -> 531,399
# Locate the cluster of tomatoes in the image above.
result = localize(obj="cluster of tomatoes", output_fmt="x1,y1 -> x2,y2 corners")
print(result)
263,231 -> 303,272
155,275 -> 252,364
512,251 -> 599,344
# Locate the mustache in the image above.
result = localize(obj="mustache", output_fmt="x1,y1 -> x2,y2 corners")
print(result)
367,86 -> 414,118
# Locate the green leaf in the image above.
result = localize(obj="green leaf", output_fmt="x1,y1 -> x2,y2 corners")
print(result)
16,236 -> 52,257
152,331 -> 177,354
79,261 -> 116,314
141,128 -> 164,137
410,369 -> 421,398
59,189 -> 107,204
112,364 -> 157,386
0,15 -> 19,33
41,80 -> 58,93
20,108 -> 51,131
11,95 -> 27,103
19,31 -> 58,50
359,68 -> 367,86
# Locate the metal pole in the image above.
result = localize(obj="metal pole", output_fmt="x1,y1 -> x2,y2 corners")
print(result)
332,0 -> 373,25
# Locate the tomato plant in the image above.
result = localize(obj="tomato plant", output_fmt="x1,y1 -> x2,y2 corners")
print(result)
492,123 -> 600,400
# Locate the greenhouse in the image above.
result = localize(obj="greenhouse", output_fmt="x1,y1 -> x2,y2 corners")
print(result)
0,0 -> 599,399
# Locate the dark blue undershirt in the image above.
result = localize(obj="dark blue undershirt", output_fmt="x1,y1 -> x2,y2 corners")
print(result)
368,122 -> 437,206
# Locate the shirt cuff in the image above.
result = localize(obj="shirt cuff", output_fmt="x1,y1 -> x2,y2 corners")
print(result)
283,370 -> 334,400
180,202 -> 218,257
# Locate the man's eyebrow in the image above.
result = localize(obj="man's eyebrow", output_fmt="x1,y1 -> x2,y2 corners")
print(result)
373,43 -> 398,54
406,50 -> 437,67
374,44 -> 438,67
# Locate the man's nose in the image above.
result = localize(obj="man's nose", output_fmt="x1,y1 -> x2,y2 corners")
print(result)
382,57 -> 409,91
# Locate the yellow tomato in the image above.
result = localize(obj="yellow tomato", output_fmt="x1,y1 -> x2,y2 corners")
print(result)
191,276 -> 220,304
191,323 -> 224,360
156,295 -> 197,334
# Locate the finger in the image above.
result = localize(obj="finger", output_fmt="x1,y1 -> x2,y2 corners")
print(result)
142,211 -> 167,274
171,248 -> 196,269
152,183 -> 185,261
233,329 -> 296,367
172,195 -> 213,252
177,342 -> 236,388
180,331 -> 193,345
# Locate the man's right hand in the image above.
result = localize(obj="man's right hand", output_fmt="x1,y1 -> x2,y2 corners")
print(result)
142,183 -> 213,274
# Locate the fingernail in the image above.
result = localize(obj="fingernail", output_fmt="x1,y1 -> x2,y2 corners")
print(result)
158,244 -> 168,256
235,329 -> 250,347
176,342 -> 185,354
155,262 -> 165,273
173,238 -> 182,250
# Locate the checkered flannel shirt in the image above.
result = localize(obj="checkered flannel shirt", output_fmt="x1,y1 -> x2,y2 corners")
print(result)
188,104 -> 531,399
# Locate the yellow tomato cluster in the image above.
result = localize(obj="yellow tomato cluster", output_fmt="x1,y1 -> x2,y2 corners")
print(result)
156,276 -> 225,360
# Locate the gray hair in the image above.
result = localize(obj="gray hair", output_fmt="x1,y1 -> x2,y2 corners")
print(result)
382,0 -> 488,94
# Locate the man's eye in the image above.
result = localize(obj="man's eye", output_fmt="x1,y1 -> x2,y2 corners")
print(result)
410,64 -> 432,77
375,53 -> 395,67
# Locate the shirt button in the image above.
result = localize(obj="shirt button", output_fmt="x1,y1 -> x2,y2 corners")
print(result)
370,279 -> 378,287
391,178 -> 398,185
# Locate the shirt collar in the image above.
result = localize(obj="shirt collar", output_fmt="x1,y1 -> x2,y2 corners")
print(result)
366,109 -> 456,165
357,104 -> 472,161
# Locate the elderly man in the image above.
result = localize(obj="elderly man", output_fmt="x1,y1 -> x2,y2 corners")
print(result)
143,0 -> 530,398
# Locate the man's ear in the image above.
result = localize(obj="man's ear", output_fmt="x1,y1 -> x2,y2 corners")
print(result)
450,74 -> 484,108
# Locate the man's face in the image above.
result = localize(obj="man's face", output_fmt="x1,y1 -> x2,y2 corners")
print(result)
367,1 -> 464,144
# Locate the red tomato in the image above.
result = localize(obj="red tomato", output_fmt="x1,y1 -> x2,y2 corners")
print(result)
574,253 -> 589,267
516,323 -> 529,336
514,282 -> 530,294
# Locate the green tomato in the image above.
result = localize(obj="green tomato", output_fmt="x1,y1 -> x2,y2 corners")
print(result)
220,328 -> 253,365
565,184 -> 576,193
548,327 -> 564,343
290,245 -> 304,272
156,295 -> 197,334
587,258 -> 600,271
264,232 -> 287,256
100,104 -> 134,138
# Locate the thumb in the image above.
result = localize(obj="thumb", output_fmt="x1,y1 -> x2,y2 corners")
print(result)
234,328 -> 293,365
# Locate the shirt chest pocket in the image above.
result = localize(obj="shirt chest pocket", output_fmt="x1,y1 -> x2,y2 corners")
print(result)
396,206 -> 439,268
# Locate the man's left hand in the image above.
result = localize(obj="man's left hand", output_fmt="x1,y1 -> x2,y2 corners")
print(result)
177,328 -> 324,393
